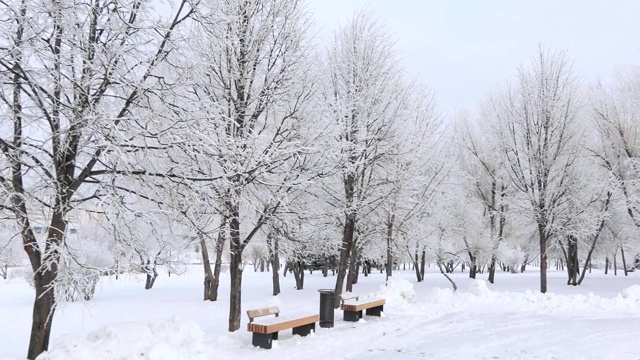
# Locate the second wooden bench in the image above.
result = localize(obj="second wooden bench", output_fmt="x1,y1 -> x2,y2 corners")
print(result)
339,293 -> 385,322
246,306 -> 319,349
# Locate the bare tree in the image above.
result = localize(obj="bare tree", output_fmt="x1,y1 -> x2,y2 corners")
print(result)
457,109 -> 511,283
321,10 -> 411,306
496,46 -> 583,293
191,0 -> 315,331
0,1 -> 196,357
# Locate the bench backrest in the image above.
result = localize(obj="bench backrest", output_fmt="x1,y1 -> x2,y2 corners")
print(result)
247,306 -> 280,323
339,293 -> 359,305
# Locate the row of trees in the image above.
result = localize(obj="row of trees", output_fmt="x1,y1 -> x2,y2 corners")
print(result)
0,0 -> 638,358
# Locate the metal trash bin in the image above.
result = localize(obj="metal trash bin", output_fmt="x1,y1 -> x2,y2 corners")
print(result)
317,289 -> 335,328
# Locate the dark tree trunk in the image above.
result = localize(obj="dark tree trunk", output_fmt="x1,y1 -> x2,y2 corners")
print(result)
487,255 -> 497,283
412,251 -> 423,282
520,254 -> 528,273
566,235 -> 579,286
604,257 -> 609,275
621,246 -> 628,276
420,249 -> 426,280
614,250 -> 618,276
29,270 -> 57,360
463,236 -> 477,279
144,258 -> 159,290
346,247 -> 359,291
292,260 -> 305,290
537,223 -> 548,293
200,236 -> 216,301
26,215 -> 66,359
211,218 -> 227,301
228,199 -> 243,332
386,214 -> 395,281
322,257 -> 329,277
334,213 -> 355,308
267,234 -> 280,296
437,258 -> 457,292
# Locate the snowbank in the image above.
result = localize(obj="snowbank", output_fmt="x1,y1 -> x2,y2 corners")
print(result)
376,277 -> 416,306
37,317 -> 212,360
620,284 -> 640,301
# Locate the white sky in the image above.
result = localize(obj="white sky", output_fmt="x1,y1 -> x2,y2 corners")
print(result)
309,0 -> 640,116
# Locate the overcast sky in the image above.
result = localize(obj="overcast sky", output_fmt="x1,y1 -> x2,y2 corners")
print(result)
309,0 -> 640,117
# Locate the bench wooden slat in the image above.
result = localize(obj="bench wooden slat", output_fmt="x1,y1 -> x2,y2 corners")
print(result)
247,314 -> 319,334
247,306 -> 280,321
341,298 -> 385,312
339,293 -> 358,302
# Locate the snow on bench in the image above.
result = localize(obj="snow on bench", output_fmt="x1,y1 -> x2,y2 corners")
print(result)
246,306 -> 319,349
339,293 -> 385,322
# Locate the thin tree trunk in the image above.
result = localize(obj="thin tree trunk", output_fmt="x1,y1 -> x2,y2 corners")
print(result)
211,217 -> 227,301
386,214 -> 395,282
538,223 -> 548,293
412,251 -> 423,282
613,249 -> 618,276
200,236 -> 215,301
420,249 -> 426,280
487,255 -> 497,283
520,254 -> 528,273
292,260 -> 304,290
621,246 -> 628,276
346,247 -> 359,292
267,234 -> 280,296
437,258 -> 457,292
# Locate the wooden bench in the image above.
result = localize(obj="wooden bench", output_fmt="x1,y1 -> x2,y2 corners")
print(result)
339,293 -> 385,322
246,306 -> 319,349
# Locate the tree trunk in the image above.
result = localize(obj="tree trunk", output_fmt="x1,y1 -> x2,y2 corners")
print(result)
520,254 -> 528,273
613,249 -> 618,276
200,236 -> 216,301
437,258 -> 457,292
604,257 -> 609,275
28,270 -> 57,360
565,235 -> 579,286
205,216 -> 228,302
537,223 -> 548,293
346,246 -> 359,291
412,251 -> 423,282
292,260 -> 304,290
420,249 -> 426,280
267,235 -> 280,296
145,265 -> 158,289
621,246 -> 628,276
386,214 -> 395,281
26,216 -> 66,359
334,213 -> 355,308
487,255 -> 497,283
228,199 -> 243,332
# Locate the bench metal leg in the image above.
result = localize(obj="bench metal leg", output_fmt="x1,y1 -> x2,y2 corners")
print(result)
292,322 -> 315,337
343,309 -> 363,322
252,332 -> 278,349
366,305 -> 383,317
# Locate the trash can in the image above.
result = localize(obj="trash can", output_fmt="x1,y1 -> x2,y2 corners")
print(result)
318,289 -> 335,328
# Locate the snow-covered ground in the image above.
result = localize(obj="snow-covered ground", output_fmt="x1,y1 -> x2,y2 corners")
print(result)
1,266 -> 639,360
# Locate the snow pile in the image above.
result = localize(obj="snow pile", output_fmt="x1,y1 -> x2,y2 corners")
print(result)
377,277 -> 416,306
467,279 -> 492,297
37,317 -> 213,360
619,285 -> 640,301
